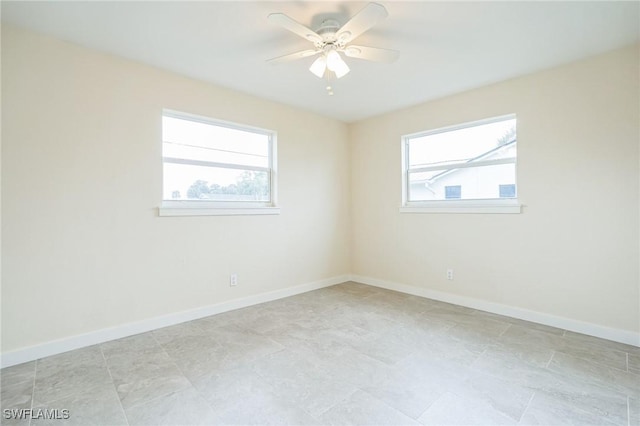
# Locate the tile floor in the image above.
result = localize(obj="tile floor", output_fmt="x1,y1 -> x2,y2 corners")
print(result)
1,282 -> 639,425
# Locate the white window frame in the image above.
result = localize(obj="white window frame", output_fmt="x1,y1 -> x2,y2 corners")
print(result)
158,110 -> 279,217
400,114 -> 521,214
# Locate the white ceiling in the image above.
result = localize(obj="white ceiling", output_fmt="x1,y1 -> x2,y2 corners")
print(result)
2,1 -> 639,123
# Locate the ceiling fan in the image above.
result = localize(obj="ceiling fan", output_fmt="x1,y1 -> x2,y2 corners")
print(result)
267,2 -> 399,91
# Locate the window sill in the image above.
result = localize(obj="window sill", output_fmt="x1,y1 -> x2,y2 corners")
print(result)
400,199 -> 521,214
158,201 -> 280,217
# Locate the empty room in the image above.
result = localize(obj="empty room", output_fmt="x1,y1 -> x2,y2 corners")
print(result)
1,1 -> 639,425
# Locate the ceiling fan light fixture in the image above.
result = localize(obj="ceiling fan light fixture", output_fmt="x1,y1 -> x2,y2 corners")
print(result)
325,50 -> 341,71
333,61 -> 350,78
326,50 -> 350,78
309,55 -> 327,78
326,51 -> 349,78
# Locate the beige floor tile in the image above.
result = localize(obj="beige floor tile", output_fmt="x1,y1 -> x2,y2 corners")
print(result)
0,361 -> 36,388
106,351 -> 191,409
2,282 -> 638,426
193,366 -> 321,425
1,380 -> 33,425
629,396 -> 639,426
628,352 -> 640,374
518,391 -> 620,426
320,389 -> 420,425
318,348 -> 393,388
31,382 -> 127,426
418,391 -> 517,425
500,324 -> 565,350
563,331 -> 640,355
101,333 -> 162,359
547,351 -> 640,398
556,337 -> 629,371
250,348 -> 359,417
33,347 -> 112,406
361,371 -> 445,419
450,372 -> 535,422
124,387 -> 220,426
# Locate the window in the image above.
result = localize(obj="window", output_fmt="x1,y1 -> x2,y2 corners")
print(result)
159,110 -> 278,216
401,114 -> 520,213
499,184 -> 516,198
445,185 -> 462,199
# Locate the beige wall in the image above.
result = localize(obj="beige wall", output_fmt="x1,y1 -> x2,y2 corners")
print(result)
350,45 -> 639,334
2,25 -> 638,356
1,26 -> 351,353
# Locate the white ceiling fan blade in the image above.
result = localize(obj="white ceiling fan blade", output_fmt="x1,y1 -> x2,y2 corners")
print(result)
343,45 -> 399,63
267,49 -> 320,64
336,3 -> 388,44
268,13 -> 323,44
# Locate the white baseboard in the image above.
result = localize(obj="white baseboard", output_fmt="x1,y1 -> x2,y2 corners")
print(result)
349,274 -> 640,348
3,272 -> 637,368
0,275 -> 349,368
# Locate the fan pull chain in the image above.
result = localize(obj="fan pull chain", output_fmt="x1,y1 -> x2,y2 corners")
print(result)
325,72 -> 334,96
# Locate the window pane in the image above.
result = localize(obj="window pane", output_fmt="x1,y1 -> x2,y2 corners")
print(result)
409,118 -> 516,168
163,162 -> 269,202
499,184 -> 516,198
445,185 -> 461,199
409,163 -> 516,201
163,116 -> 269,168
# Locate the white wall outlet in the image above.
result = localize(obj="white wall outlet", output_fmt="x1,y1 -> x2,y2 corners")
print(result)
446,269 -> 454,280
229,273 -> 238,287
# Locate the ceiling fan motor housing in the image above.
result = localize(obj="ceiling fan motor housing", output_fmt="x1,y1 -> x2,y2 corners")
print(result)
316,19 -> 350,48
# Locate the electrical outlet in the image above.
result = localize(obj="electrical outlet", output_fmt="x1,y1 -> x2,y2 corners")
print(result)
446,269 -> 454,280
230,273 -> 238,287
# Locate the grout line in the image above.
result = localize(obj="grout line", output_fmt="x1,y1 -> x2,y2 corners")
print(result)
111,331 -> 224,413
149,332 -> 210,407
315,387 -> 359,418
519,392 -> 536,423
414,391 -> 447,420
499,323 -> 512,337
124,335 -> 197,410
28,359 -> 38,426
151,332 -> 192,383
626,352 -> 629,373
99,344 -> 130,426
24,350 -> 115,415
545,350 -> 555,369
468,348 -> 488,370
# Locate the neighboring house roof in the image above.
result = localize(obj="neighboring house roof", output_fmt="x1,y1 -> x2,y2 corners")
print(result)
411,138 -> 516,186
